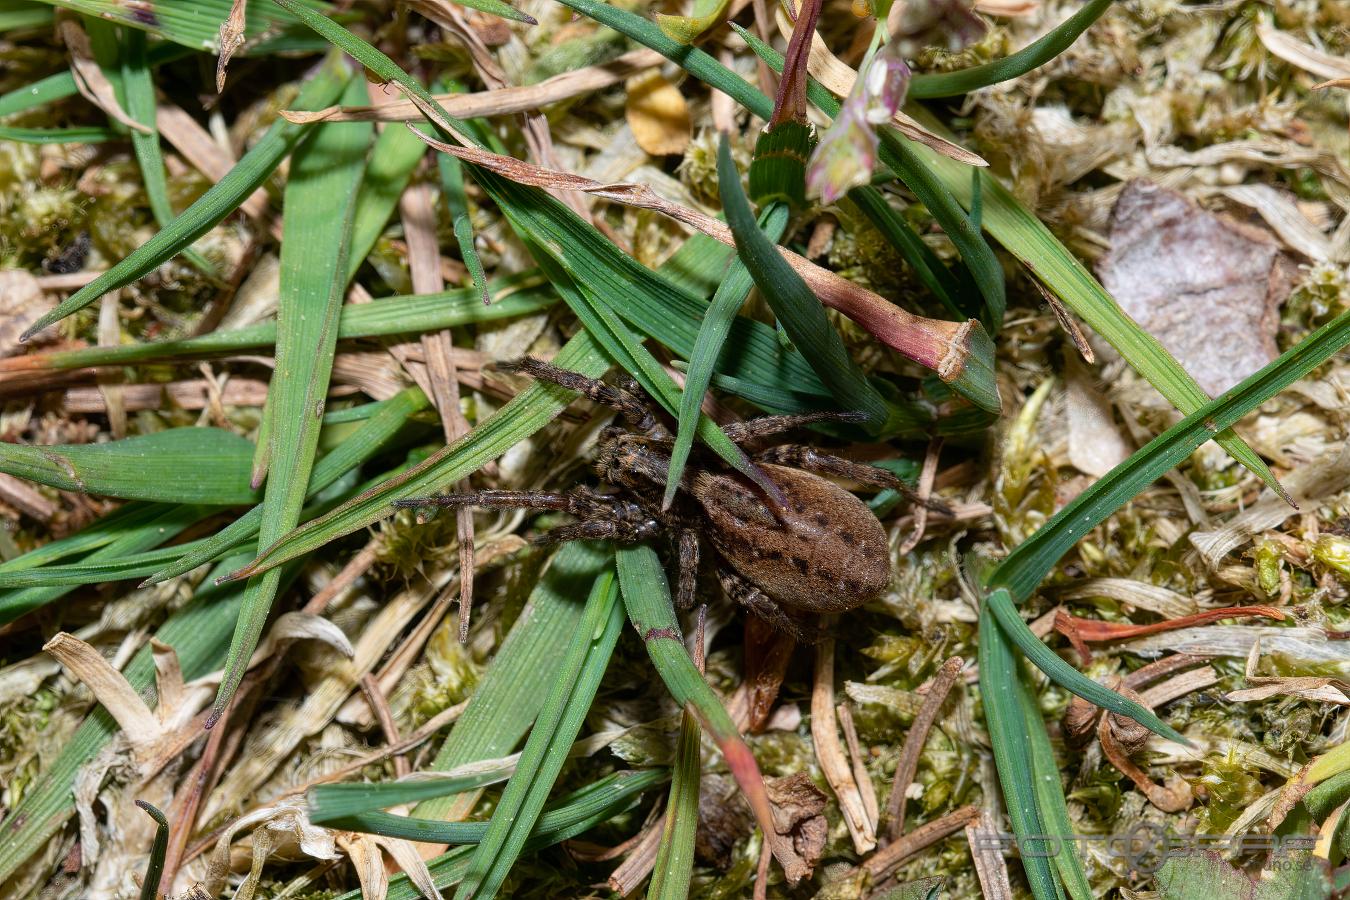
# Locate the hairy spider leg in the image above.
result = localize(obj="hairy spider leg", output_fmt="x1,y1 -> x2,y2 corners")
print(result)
393,487 -> 662,544
754,445 -> 951,515
720,410 -> 867,445
676,528 -> 700,609
502,357 -> 669,438
717,568 -> 825,644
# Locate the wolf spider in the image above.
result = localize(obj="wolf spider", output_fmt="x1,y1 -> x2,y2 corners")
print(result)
395,358 -> 914,641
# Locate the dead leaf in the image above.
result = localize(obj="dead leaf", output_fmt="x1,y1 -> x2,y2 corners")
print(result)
625,71 -> 692,157
0,270 -> 56,356
1097,179 -> 1295,396
216,0 -> 248,92
764,773 -> 828,879
1065,354 -> 1131,478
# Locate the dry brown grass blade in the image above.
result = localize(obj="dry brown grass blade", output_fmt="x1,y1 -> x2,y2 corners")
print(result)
965,808 -> 1014,900
812,633 -> 877,853
400,176 -> 478,642
282,49 -> 662,124
884,655 -> 963,842
408,127 -> 983,376
216,0 -> 249,92
862,804 -> 981,883
155,101 -> 273,225
1256,22 -> 1350,81
61,18 -> 151,134
360,674 -> 410,778
96,294 -> 126,439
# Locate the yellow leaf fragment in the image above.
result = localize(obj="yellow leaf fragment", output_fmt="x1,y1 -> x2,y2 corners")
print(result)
625,71 -> 692,157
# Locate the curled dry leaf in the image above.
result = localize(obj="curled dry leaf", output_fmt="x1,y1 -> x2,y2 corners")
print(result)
0,271 -> 56,357
625,71 -> 692,157
1255,22 -> 1350,82
217,0 -> 249,92
204,802 -> 339,900
764,773 -> 828,879
59,18 -> 152,135
1053,605 -> 1286,664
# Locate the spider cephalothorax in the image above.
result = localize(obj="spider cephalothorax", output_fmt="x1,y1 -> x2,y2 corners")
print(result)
396,358 -> 916,641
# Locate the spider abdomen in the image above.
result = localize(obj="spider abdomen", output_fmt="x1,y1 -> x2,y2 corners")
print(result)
693,464 -> 891,614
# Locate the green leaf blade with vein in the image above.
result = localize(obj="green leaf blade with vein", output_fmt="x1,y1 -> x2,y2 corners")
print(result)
116,26 -> 215,276
213,75 -> 372,718
717,136 -> 889,430
0,427 -> 258,503
415,540 -> 608,820
988,589 -> 1187,744
665,203 -> 788,508
908,0 -> 1116,98
225,329 -> 610,582
20,53 -> 350,341
29,0 -> 332,51
455,567 -> 624,900
978,602 -> 1062,900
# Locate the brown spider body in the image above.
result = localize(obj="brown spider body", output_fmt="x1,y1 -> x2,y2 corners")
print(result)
692,464 -> 891,616
398,358 -> 916,641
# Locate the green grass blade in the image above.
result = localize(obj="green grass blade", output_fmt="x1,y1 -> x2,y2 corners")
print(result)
718,138 -> 890,429
0,40 -> 190,118
334,770 -> 669,900
346,120 -> 428,282
8,275 -> 553,371
455,568 -> 624,900
29,0 -> 332,51
665,203 -> 788,508
19,52 -> 350,341
415,541 -> 608,819
327,770 -> 667,845
978,599 -> 1063,900
525,246 -> 771,500
117,27 -> 215,275
615,543 -> 785,881
989,306 -> 1350,604
212,74 -> 372,719
144,386 -> 428,585
647,704 -> 701,900
728,25 -> 1006,329
135,801 -> 169,900
0,124 -> 120,142
987,589 -> 1186,744
0,427 -> 258,503
0,502 -> 162,573
846,185 -> 971,320
549,0 -> 1007,328
438,0 -> 536,25
908,0 -> 1116,98
310,766 -> 516,823
1014,660 -> 1094,900
0,503 -> 206,624
0,2 -> 52,31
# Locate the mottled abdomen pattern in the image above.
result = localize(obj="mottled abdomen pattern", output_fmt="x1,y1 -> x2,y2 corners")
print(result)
693,464 -> 891,614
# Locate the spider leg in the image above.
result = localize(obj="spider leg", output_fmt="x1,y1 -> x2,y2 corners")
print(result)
718,567 -> 826,644
676,529 -> 700,609
393,488 -> 604,517
532,513 -> 663,545
502,357 -> 666,436
720,411 -> 866,445
754,445 -> 952,515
